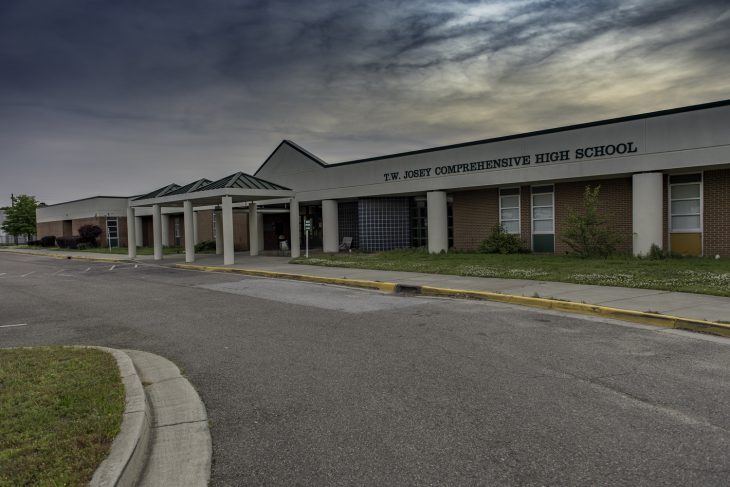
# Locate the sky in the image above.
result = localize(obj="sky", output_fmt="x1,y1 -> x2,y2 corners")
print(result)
1,0 -> 729,206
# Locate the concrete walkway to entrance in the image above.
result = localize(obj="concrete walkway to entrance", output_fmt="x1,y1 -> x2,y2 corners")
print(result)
181,253 -> 730,325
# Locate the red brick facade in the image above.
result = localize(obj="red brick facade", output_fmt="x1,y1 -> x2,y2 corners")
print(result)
452,188 -> 499,250
554,178 -> 633,255
703,169 -> 730,257
37,216 -> 128,247
453,177 -> 634,254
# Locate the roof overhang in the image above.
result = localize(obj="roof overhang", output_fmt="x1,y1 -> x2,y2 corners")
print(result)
130,187 -> 294,208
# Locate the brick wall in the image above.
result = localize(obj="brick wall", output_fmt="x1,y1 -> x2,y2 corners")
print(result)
452,188 -> 498,250
36,221 -> 65,239
520,186 -> 531,249
554,178 -> 633,255
196,210 -> 214,242
703,169 -> 730,257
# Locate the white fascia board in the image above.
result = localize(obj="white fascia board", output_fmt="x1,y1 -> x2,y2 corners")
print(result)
130,188 -> 294,207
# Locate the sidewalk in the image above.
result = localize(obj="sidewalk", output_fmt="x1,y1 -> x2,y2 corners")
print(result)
5,247 -> 729,329
177,253 -> 730,326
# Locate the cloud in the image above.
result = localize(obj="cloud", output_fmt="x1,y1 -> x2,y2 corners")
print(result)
0,0 -> 728,205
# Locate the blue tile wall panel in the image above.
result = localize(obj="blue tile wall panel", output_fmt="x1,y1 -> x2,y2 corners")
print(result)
358,197 -> 411,251
338,202 -> 359,249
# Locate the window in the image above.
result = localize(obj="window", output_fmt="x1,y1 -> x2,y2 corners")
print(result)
174,218 -> 181,246
106,217 -> 119,247
670,174 -> 702,232
499,188 -> 520,234
531,186 -> 554,234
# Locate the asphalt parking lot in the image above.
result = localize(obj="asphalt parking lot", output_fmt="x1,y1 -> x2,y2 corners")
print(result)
1,252 -> 729,486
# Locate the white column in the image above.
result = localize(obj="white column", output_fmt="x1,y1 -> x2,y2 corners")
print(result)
289,199 -> 300,258
183,200 -> 195,263
193,211 -> 199,244
134,216 -> 143,248
257,213 -> 264,252
161,214 -> 170,246
427,191 -> 448,254
248,202 -> 259,256
152,204 -> 163,260
322,199 -> 339,253
222,196 -> 234,265
215,211 -> 223,255
126,207 -> 136,259
633,172 -> 664,256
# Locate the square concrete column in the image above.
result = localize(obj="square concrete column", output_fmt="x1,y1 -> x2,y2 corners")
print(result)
214,211 -> 223,255
134,216 -> 143,248
249,202 -> 259,256
152,204 -> 163,260
161,214 -> 170,246
322,199 -> 339,253
427,191 -> 448,254
222,196 -> 234,265
126,206 -> 136,259
183,200 -> 195,263
257,213 -> 264,252
632,172 -> 664,256
192,211 -> 199,245
289,199 -> 300,258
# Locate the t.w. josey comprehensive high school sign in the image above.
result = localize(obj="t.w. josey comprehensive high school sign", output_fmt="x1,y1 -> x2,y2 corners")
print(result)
382,141 -> 639,182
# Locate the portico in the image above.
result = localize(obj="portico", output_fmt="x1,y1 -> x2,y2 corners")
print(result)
128,173 -> 293,265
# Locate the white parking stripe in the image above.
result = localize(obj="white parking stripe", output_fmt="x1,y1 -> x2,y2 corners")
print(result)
83,267 -> 91,272
20,271 -> 35,277
0,323 -> 28,328
109,265 -> 116,271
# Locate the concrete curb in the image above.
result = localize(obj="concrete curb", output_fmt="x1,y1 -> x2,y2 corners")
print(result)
0,248 -> 130,263
175,263 -> 730,338
90,347 -> 152,487
175,263 -> 398,293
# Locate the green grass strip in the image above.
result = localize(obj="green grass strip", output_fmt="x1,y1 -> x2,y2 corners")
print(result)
292,249 -> 730,297
0,347 -> 124,487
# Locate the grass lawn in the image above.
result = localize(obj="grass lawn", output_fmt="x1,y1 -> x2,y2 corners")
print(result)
0,347 -> 125,487
292,249 -> 730,297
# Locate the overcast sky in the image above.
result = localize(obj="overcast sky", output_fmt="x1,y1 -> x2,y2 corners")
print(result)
1,0 -> 729,206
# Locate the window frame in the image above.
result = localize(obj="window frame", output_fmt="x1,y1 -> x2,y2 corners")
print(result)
499,187 -> 521,235
531,185 -> 555,235
669,173 -> 703,234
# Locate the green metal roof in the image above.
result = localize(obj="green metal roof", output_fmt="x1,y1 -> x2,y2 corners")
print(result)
133,183 -> 181,201
196,172 -> 290,192
165,178 -> 213,196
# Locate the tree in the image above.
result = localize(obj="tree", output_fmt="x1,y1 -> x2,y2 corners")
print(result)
2,194 -> 38,241
561,185 -> 623,258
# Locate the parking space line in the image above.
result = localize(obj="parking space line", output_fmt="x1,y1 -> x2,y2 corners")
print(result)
0,323 -> 28,328
109,265 -> 116,271
83,267 -> 91,272
20,271 -> 35,277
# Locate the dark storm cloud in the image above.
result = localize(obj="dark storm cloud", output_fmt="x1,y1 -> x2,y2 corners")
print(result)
1,0 -> 729,205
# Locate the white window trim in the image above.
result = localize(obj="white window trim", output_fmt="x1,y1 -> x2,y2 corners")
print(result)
669,175 -> 703,234
531,185 -> 555,235
499,187 -> 521,235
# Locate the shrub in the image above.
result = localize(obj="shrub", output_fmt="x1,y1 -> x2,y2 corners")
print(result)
76,243 -> 89,250
56,236 -> 79,249
195,240 -> 216,252
40,235 -> 56,247
561,185 -> 622,258
648,243 -> 666,260
479,225 -> 528,254
77,225 -> 102,246
27,240 -> 42,246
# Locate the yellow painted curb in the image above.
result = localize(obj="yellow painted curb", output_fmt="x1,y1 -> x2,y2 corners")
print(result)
419,286 -> 730,338
174,263 -> 730,339
175,263 -> 398,293
0,249 -> 129,263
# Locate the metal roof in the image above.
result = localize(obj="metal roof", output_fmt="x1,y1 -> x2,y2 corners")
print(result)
133,183 -> 181,201
165,178 -> 213,196
197,172 -> 290,191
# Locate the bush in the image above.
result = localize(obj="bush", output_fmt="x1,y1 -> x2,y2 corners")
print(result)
40,235 -> 56,247
56,236 -> 79,249
561,185 -> 623,258
648,243 -> 666,260
479,225 -> 529,254
77,225 -> 102,246
27,240 -> 42,246
76,243 -> 89,250
195,240 -> 216,252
